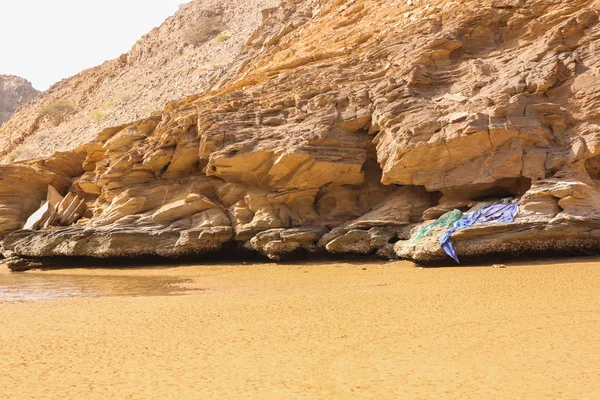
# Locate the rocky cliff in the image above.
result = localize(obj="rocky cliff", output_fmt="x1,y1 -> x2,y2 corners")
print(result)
0,75 -> 39,126
3,0 -> 600,270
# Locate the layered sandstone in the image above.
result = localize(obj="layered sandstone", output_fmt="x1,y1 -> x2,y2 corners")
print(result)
3,0 -> 600,270
0,75 -> 39,126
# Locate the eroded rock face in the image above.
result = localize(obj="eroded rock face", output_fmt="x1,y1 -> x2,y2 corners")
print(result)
0,75 -> 39,125
3,0 -> 600,269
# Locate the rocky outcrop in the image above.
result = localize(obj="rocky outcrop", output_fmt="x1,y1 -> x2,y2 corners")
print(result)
0,75 -> 39,126
3,0 -> 600,270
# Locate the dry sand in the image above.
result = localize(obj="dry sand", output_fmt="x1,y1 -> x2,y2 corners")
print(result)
1,259 -> 599,399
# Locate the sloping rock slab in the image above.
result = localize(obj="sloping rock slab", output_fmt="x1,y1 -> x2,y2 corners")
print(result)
395,220 -> 600,265
2,225 -> 233,270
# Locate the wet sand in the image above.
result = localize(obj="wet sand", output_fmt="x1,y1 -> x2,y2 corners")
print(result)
1,259 -> 599,399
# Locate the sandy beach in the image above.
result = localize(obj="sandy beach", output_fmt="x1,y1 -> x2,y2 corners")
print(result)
1,259 -> 599,399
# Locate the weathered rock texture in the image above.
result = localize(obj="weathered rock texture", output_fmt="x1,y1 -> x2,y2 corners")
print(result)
3,0 -> 600,269
0,75 -> 39,126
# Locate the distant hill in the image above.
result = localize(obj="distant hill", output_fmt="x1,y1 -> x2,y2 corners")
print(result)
0,0 -> 278,161
0,75 -> 39,126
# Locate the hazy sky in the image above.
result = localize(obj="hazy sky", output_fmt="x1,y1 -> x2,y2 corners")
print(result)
1,1 -> 189,91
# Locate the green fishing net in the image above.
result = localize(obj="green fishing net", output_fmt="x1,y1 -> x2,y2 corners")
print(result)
411,209 -> 463,243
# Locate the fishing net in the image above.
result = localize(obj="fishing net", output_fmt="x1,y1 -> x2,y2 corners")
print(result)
411,209 -> 463,243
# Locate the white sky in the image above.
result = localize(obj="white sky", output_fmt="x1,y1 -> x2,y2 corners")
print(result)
0,1 -> 190,91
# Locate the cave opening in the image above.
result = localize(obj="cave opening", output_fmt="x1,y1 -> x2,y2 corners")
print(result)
585,155 -> 600,180
440,177 -> 532,203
